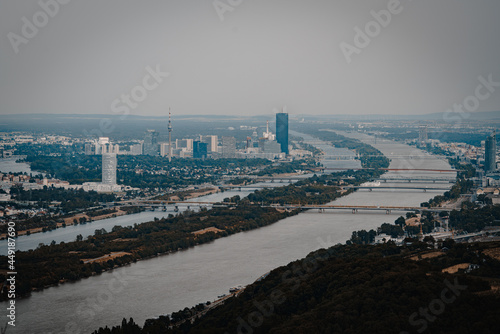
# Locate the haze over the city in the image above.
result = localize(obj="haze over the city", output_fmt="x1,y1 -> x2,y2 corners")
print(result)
1,0 -> 500,117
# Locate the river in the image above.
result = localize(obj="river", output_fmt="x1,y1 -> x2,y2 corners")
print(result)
4,133 -> 454,333
0,182 -> 283,255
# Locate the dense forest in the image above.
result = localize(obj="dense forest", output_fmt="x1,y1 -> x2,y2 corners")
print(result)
92,241 -> 500,334
9,186 -> 116,211
449,205 -> 500,233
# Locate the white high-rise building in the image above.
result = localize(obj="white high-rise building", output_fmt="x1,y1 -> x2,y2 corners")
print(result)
101,140 -> 117,185
221,136 -> 236,158
102,153 -> 117,185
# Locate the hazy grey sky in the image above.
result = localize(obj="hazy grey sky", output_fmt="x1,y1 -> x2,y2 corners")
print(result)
1,0 -> 500,117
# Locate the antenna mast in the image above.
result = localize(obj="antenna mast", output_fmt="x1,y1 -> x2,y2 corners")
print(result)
168,108 -> 172,162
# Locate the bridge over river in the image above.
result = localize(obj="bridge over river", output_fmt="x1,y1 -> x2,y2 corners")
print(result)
204,183 -> 452,192
223,175 -> 455,183
123,200 -> 448,214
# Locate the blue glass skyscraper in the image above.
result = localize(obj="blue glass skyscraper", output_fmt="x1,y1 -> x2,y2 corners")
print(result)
485,133 -> 497,172
276,112 -> 289,154
193,141 -> 208,159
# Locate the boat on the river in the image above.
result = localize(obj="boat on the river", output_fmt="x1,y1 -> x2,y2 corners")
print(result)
229,285 -> 243,293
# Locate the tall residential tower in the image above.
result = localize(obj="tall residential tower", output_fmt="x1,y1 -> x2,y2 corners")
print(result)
485,132 -> 497,172
168,109 -> 173,162
102,144 -> 117,185
143,130 -> 159,156
276,111 -> 289,154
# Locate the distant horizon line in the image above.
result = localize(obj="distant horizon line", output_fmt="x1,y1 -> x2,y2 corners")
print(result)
0,110 -> 499,119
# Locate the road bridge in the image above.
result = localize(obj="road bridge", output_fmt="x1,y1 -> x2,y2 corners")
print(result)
218,185 -> 284,190
322,155 -> 448,160
343,186 -> 450,192
274,204 -> 449,214
223,175 -> 455,184
323,168 -> 456,173
222,175 -> 308,182
378,177 -> 455,183
217,184 -> 451,192
121,200 -> 448,214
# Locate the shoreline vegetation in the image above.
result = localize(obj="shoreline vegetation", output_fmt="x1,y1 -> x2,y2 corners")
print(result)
0,131 -> 389,301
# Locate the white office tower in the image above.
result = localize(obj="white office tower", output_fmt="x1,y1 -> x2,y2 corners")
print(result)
82,139 -> 123,192
102,152 -> 117,185
221,136 -> 236,157
168,109 -> 173,162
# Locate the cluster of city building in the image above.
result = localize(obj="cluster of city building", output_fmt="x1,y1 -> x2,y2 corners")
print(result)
84,112 -> 291,160
79,112 -> 292,192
